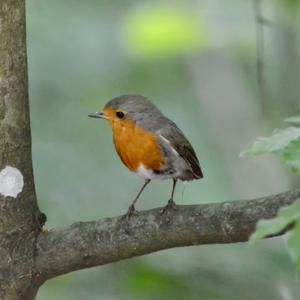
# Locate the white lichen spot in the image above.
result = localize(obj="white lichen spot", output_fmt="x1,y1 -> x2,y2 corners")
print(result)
0,166 -> 24,198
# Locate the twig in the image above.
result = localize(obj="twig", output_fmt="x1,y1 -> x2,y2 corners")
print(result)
254,0 -> 267,112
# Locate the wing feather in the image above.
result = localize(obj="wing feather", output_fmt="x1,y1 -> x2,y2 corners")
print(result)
157,122 -> 203,179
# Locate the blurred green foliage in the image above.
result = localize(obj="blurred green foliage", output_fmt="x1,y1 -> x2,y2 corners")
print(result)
125,263 -> 189,299
25,0 -> 300,299
124,7 -> 206,58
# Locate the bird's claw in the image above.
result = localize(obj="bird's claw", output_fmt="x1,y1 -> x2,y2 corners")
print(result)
160,199 -> 177,215
122,204 -> 139,220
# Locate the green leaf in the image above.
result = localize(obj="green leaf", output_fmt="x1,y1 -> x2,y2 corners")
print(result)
243,117 -> 300,268
249,218 -> 289,244
240,127 -> 300,157
287,221 -> 300,269
281,139 -> 300,173
285,115 -> 300,125
249,200 -> 300,244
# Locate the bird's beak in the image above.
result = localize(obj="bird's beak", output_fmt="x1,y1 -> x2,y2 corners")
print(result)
88,111 -> 106,119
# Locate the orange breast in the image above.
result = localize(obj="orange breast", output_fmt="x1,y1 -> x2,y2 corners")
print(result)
111,118 -> 165,172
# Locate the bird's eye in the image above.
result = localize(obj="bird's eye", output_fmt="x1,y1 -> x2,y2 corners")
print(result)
116,111 -> 125,119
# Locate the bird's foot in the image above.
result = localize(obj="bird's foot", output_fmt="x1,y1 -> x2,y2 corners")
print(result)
160,198 -> 177,215
122,204 -> 139,220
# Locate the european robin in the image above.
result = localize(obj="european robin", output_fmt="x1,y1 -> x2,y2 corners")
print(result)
89,95 -> 203,218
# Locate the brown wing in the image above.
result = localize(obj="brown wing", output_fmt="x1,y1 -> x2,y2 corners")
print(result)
158,122 -> 203,179
177,141 -> 203,179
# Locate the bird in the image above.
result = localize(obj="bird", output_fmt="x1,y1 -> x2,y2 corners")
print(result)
89,94 -> 203,218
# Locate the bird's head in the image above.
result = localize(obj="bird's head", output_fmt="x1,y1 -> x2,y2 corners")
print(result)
89,94 -> 161,127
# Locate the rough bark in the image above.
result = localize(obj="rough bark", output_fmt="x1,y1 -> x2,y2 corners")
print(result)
0,1 -> 42,299
35,189 -> 300,282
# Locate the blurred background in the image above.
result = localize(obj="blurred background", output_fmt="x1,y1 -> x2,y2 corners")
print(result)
26,0 -> 300,299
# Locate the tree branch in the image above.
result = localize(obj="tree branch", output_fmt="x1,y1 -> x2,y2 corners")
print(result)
36,189 -> 300,282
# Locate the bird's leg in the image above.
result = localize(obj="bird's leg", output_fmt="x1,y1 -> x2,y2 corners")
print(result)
124,179 -> 151,219
161,179 -> 177,214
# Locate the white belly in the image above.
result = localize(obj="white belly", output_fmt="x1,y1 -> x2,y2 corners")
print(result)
137,164 -> 175,180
